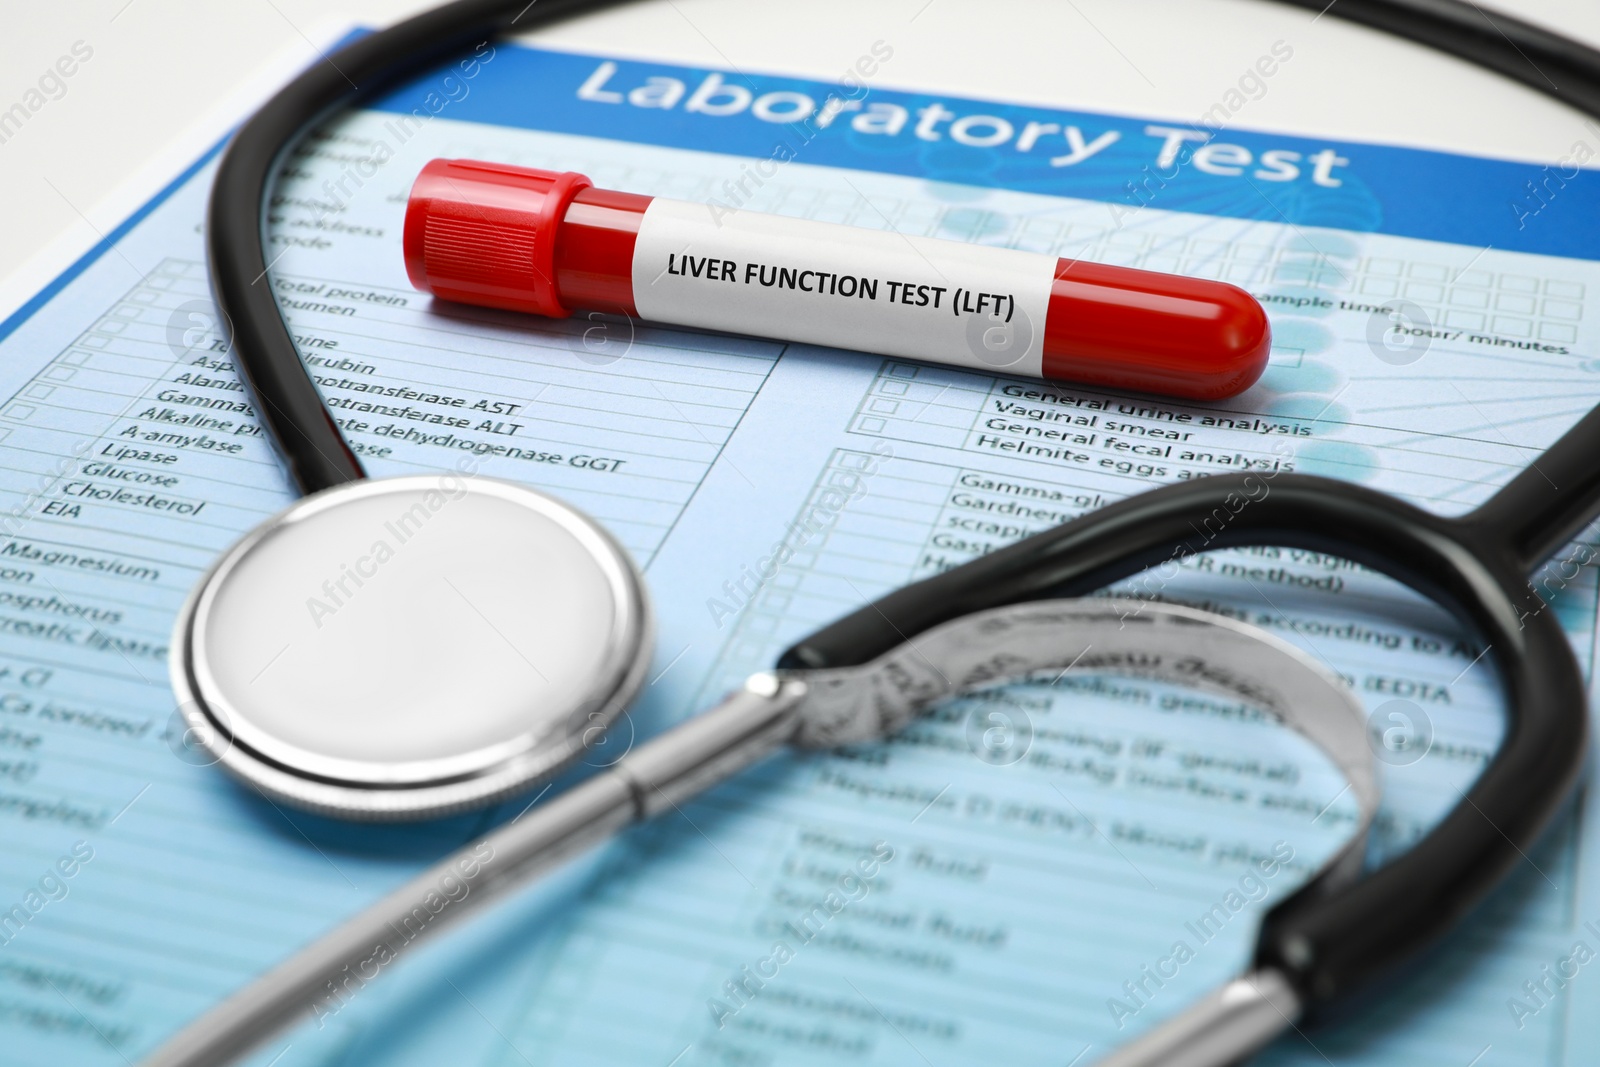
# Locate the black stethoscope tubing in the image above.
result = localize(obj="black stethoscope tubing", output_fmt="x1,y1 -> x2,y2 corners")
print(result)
206,0 -> 1600,1031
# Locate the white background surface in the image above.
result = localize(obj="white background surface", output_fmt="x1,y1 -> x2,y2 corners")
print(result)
2,0 -> 1598,292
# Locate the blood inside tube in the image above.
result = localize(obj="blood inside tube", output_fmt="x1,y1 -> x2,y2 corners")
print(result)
1043,261 -> 1271,400
405,160 -> 1272,401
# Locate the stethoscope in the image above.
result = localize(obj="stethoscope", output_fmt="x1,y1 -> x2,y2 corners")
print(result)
144,1 -> 1600,1065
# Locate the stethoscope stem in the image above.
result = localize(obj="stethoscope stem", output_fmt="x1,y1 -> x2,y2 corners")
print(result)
140,674 -> 808,1067
1087,969 -> 1300,1067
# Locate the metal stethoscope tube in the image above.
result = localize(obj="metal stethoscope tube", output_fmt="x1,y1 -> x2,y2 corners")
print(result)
152,601 -> 1382,1067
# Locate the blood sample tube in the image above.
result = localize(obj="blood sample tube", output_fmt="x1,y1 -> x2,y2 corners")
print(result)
403,159 -> 1271,400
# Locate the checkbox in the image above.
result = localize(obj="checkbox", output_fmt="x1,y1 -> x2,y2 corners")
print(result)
4,404 -> 37,421
25,386 -> 54,401
806,511 -> 840,535
82,336 -> 109,348
870,398 -> 900,415
44,367 -> 76,382
858,417 -> 886,433
879,380 -> 909,396
95,320 -> 128,335
888,363 -> 918,378
62,350 -> 91,365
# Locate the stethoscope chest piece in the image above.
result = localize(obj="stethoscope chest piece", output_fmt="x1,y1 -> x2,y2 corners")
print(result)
171,473 -> 653,819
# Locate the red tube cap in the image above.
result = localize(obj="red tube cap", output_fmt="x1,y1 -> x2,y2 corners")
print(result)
403,159 -> 592,318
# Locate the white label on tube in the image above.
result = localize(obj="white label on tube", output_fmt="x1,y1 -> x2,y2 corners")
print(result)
631,198 -> 1057,377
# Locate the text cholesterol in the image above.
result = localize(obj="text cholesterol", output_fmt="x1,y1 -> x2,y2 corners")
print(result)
663,253 -> 1017,321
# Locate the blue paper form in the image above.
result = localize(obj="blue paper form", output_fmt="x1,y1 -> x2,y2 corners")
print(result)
0,35 -> 1598,1067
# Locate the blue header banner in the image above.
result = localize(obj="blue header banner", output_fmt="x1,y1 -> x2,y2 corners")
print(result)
369,41 -> 1600,260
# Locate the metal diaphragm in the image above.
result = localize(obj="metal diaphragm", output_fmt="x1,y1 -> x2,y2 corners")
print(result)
171,474 -> 652,820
